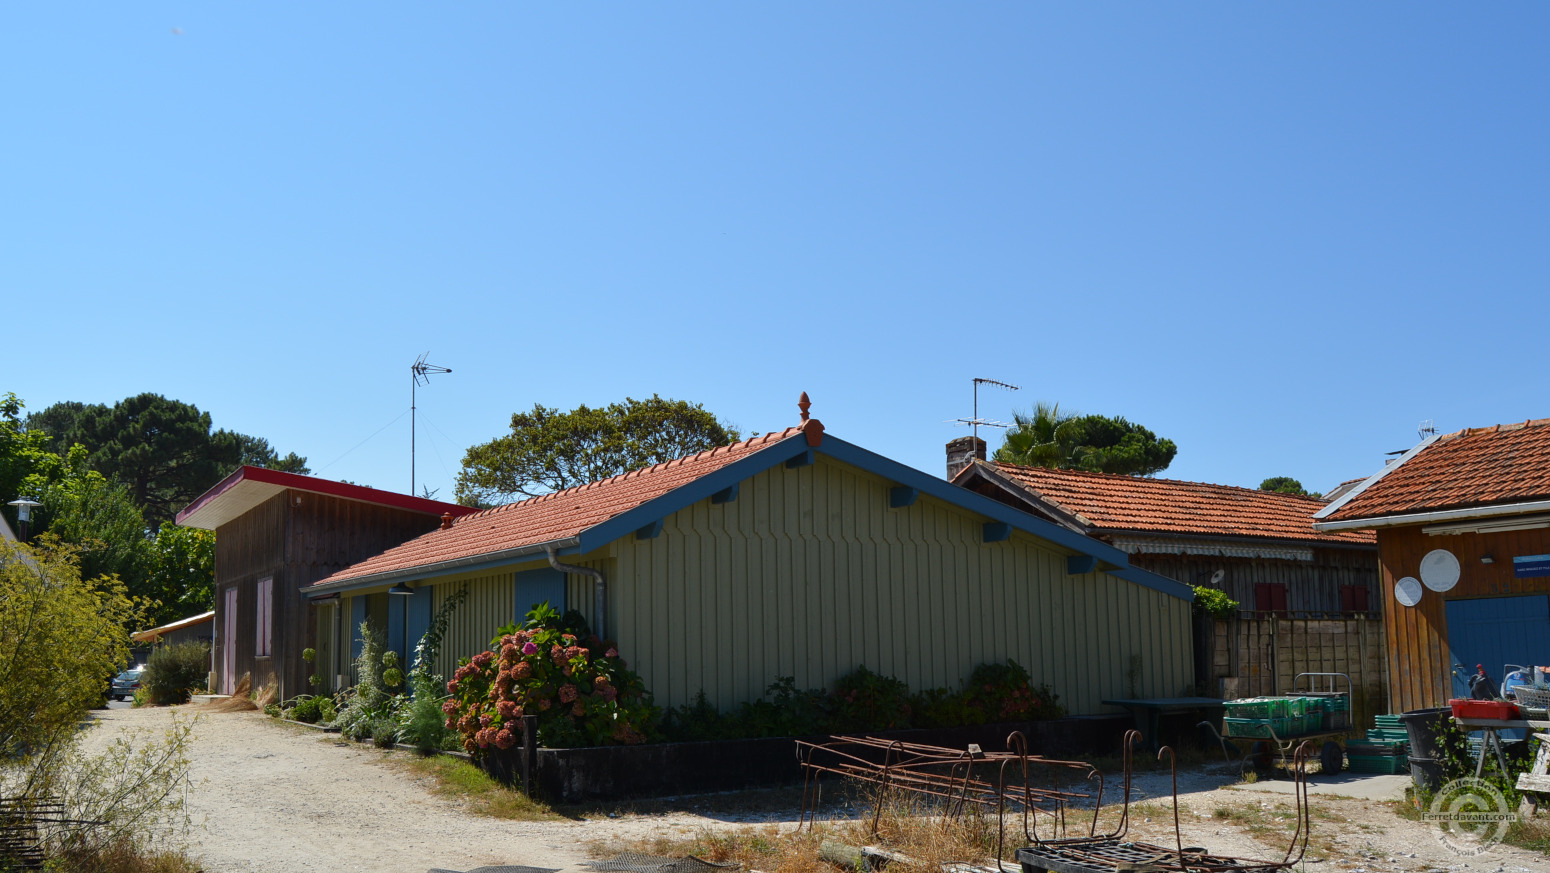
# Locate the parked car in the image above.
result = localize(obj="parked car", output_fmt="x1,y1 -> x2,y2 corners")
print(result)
111,668 -> 144,701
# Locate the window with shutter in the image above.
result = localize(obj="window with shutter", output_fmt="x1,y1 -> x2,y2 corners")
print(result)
1254,582 -> 1288,617
256,577 -> 273,658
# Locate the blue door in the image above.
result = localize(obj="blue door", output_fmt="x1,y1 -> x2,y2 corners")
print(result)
1446,595 -> 1550,698
514,568 -> 566,623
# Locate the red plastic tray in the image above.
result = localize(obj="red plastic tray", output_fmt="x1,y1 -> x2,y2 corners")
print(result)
1449,698 -> 1520,720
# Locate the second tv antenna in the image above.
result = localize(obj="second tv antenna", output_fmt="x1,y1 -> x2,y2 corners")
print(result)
411,352 -> 452,496
952,377 -> 1020,444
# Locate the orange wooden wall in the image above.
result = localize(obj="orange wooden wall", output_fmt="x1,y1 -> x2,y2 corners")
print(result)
1379,524 -> 1550,712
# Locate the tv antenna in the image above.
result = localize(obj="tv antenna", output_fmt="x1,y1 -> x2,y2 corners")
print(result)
411,352 -> 452,496
1418,419 -> 1437,440
950,377 -> 1020,443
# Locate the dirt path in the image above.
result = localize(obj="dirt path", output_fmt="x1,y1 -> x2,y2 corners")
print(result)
81,707 -> 1545,873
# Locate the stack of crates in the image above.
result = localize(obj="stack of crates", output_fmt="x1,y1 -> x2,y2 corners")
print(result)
1346,715 -> 1410,774
1223,697 -> 1297,738
1294,693 -> 1351,731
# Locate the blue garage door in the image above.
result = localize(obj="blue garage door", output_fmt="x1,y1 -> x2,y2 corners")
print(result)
1446,595 -> 1550,698
514,568 -> 566,622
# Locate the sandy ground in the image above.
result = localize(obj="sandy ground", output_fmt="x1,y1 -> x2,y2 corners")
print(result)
81,706 -> 1547,873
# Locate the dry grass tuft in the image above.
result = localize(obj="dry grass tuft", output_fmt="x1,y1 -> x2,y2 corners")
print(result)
387,753 -> 558,821
197,674 -> 257,712
47,839 -> 201,873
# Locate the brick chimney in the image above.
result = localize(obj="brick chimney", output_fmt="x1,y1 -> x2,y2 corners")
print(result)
946,436 -> 986,480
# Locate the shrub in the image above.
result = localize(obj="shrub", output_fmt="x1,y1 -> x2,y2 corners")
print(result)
141,641 -> 210,706
829,666 -> 912,732
961,659 -> 1064,723
445,602 -> 657,754
1192,586 -> 1239,619
333,621 -> 394,741
395,585 -> 468,753
282,695 -> 335,724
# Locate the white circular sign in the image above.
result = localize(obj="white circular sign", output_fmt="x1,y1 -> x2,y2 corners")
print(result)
1420,549 -> 1461,593
1396,576 -> 1424,607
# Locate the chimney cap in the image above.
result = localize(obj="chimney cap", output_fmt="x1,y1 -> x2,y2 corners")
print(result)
440,512 -> 454,530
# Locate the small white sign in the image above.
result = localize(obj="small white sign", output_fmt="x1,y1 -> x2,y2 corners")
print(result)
1396,576 -> 1424,607
1421,549 -> 1461,592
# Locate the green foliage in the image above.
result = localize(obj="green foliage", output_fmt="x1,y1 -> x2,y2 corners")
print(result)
993,402 -> 1177,477
395,586 -> 470,753
141,523 -> 215,625
1192,586 -> 1239,619
456,395 -> 740,504
302,648 -> 316,663
282,694 -> 336,724
829,666 -> 913,732
0,537 -> 140,760
1259,477 -> 1321,499
141,641 -> 211,706
961,660 -> 1065,723
659,660 -> 1065,742
333,621 -> 395,741
446,602 -> 657,752
232,433 -> 310,474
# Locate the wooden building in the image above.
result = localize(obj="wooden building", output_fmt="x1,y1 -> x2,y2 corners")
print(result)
1314,419 -> 1550,712
175,467 -> 476,700
947,438 -> 1380,617
305,400 -> 1197,716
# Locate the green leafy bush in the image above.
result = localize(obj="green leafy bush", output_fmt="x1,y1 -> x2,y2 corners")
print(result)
829,666 -> 912,732
444,602 -> 657,753
1193,586 -> 1238,619
333,621 -> 395,741
282,695 -> 336,724
141,641 -> 210,706
395,586 -> 468,753
961,659 -> 1064,723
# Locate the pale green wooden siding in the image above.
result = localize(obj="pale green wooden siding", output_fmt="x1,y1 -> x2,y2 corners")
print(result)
610,455 -> 1192,715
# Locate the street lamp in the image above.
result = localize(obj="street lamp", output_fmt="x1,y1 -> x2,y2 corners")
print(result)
7,498 -> 42,543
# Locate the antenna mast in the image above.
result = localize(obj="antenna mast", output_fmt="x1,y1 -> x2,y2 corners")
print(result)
411,352 -> 452,495
952,377 -> 1020,443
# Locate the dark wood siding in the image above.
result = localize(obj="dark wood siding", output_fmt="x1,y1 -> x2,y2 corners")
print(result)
1379,524 -> 1550,713
1131,546 -> 1379,616
212,489 -> 446,700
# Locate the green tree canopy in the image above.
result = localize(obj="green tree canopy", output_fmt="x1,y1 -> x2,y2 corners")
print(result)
1259,476 -> 1321,499
456,395 -> 740,505
232,433 -> 310,474
61,394 -> 241,527
993,402 -> 1177,477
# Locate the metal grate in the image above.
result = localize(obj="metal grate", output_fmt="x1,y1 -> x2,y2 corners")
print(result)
583,854 -> 739,872
427,867 -> 560,873
1017,840 -> 1288,873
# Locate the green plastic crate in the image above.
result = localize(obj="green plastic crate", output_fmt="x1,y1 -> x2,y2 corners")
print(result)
1224,698 -> 1290,719
1347,754 -> 1408,775
1225,716 -> 1297,738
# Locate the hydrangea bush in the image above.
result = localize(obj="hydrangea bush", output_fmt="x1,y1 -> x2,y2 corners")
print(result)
444,603 -> 656,752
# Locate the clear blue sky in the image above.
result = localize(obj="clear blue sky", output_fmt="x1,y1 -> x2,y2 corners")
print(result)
5,4 -> 1547,502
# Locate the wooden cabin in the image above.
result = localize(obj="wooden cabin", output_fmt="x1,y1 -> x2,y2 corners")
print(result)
1315,418 -> 1550,712
305,403 -> 1197,717
947,438 -> 1380,617
175,467 -> 476,701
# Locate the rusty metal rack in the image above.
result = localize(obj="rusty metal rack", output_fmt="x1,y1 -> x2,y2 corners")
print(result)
797,732 -> 1315,873
0,795 -> 102,870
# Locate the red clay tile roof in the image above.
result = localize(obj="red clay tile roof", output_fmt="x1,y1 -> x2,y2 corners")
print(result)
1322,418 -> 1550,522
314,428 -> 804,586
975,463 -> 1374,545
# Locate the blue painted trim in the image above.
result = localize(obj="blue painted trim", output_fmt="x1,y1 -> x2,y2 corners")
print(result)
711,483 -> 740,504
983,522 -> 1012,543
785,448 -> 815,468
636,520 -> 663,540
1109,566 -> 1195,599
386,593 -> 407,669
890,486 -> 918,508
817,437 -> 1136,569
581,438 -> 810,551
1067,555 -> 1098,575
349,596 -> 366,661
406,587 -> 434,668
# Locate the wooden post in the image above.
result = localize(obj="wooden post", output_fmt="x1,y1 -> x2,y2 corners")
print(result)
1270,613 -> 1280,695
520,714 -> 538,797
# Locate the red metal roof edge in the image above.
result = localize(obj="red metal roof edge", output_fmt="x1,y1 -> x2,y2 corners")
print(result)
175,465 -> 478,526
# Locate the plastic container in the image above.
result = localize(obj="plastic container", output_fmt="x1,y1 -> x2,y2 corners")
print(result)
1348,754 -> 1407,775
1449,698 -> 1520,720
1400,708 -> 1451,761
1409,755 -> 1445,792
1223,698 -> 1290,719
1224,716 -> 1296,738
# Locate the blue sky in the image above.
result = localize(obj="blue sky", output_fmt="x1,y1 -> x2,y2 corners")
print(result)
5,4 -> 1547,502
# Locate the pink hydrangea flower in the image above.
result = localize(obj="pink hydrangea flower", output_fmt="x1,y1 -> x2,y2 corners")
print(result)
558,684 -> 579,703
441,700 -> 459,715
605,648 -> 619,659
522,641 -> 538,656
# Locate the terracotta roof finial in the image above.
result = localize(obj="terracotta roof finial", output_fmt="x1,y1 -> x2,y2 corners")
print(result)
440,512 -> 454,530
798,391 -> 811,423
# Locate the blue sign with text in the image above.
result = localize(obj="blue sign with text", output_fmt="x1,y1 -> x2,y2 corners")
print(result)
1512,554 -> 1550,579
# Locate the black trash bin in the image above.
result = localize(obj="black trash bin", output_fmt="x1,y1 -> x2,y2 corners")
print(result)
1408,755 -> 1445,792
1400,707 -> 1450,760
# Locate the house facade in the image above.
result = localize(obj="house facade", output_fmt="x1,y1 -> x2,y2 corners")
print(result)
947,438 -> 1380,617
307,406 -> 1197,717
1314,418 -> 1550,712
175,466 -> 476,700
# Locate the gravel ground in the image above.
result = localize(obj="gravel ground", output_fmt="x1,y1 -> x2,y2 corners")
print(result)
80,706 -> 1546,873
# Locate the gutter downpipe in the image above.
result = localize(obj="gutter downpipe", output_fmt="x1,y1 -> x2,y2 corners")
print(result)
546,546 -> 607,639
